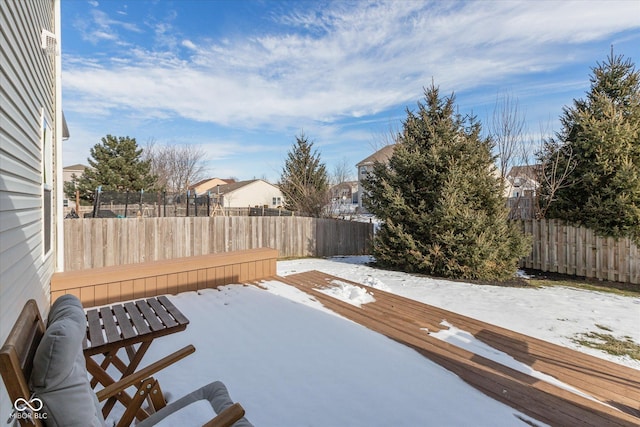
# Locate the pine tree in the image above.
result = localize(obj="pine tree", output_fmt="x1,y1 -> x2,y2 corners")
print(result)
279,133 -> 329,217
363,84 -> 530,281
71,135 -> 157,201
541,51 -> 640,243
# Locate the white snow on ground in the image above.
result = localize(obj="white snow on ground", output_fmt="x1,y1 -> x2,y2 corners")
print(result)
278,256 -> 640,369
137,286 -> 543,427
103,256 -> 639,426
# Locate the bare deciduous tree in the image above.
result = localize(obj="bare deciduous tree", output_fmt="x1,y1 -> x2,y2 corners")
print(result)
489,92 -> 528,180
369,121 -> 401,153
331,157 -> 355,185
144,140 -> 208,193
488,93 -> 538,219
535,134 -> 577,219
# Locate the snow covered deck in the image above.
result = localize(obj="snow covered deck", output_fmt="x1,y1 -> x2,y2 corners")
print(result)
93,255 -> 639,426
275,270 -> 640,427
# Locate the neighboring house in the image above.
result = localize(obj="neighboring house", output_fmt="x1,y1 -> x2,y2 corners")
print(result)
504,165 -> 541,219
330,181 -> 359,204
211,180 -> 284,208
328,181 -> 359,215
504,165 -> 540,199
63,164 -> 88,208
188,177 -> 236,195
63,163 -> 88,183
356,144 -> 396,211
0,0 -> 65,419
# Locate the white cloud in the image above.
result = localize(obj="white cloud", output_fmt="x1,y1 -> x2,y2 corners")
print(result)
181,39 -> 197,50
64,0 -> 640,133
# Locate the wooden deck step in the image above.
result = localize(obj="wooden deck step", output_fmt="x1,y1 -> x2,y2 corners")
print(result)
274,271 -> 640,427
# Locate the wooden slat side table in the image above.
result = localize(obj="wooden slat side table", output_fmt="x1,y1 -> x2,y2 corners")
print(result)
83,296 -> 190,421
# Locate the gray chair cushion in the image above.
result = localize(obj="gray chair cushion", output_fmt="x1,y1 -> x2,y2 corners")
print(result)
30,295 -> 105,427
137,381 -> 253,427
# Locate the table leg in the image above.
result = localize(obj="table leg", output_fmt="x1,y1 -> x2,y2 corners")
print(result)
85,355 -> 150,421
90,349 -> 127,388
121,340 -> 152,377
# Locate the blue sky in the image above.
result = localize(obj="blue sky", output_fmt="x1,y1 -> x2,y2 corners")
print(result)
61,0 -> 640,183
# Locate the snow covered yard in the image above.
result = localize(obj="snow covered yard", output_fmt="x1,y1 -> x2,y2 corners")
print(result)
111,256 -> 639,426
277,256 -> 640,369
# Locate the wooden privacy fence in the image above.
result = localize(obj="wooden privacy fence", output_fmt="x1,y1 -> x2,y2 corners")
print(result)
64,216 -> 374,271
517,219 -> 640,284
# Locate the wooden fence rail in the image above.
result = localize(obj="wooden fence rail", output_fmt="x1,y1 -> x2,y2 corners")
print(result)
63,217 -> 374,271
63,217 -> 638,285
518,219 -> 640,285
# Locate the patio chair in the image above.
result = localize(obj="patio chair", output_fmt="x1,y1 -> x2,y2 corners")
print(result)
0,295 -> 252,427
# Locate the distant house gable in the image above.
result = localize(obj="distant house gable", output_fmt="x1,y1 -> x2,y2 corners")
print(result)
507,165 -> 541,182
504,164 -> 541,219
330,181 -> 359,204
505,165 -> 541,197
63,163 -> 88,183
212,179 -> 284,208
189,177 -> 236,195
356,144 -> 396,210
356,144 -> 396,169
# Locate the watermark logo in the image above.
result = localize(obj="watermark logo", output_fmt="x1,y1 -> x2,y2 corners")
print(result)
14,397 -> 43,413
9,397 -> 47,422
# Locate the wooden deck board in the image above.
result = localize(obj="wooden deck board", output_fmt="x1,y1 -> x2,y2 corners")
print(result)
289,270 -> 640,413
274,271 -> 640,427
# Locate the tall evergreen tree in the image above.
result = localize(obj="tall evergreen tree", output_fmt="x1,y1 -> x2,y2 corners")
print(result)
69,135 -> 157,201
541,51 -> 640,243
279,133 -> 329,217
363,84 -> 530,281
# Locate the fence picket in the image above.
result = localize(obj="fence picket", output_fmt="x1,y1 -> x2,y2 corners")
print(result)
519,219 -> 638,285
63,217 -> 637,284
64,217 -> 373,271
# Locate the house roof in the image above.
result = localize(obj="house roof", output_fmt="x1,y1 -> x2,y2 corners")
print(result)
63,164 -> 88,171
208,179 -> 278,195
507,165 -> 541,180
189,178 -> 213,188
356,144 -> 396,167
189,177 -> 237,192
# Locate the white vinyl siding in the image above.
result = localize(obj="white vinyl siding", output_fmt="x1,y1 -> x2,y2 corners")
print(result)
223,181 -> 284,208
0,0 -> 59,420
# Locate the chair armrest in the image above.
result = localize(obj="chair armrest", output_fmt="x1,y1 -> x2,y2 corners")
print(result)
96,344 -> 195,401
203,402 -> 245,427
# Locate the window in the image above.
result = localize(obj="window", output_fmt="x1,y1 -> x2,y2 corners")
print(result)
272,197 -> 282,206
42,114 -> 53,257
